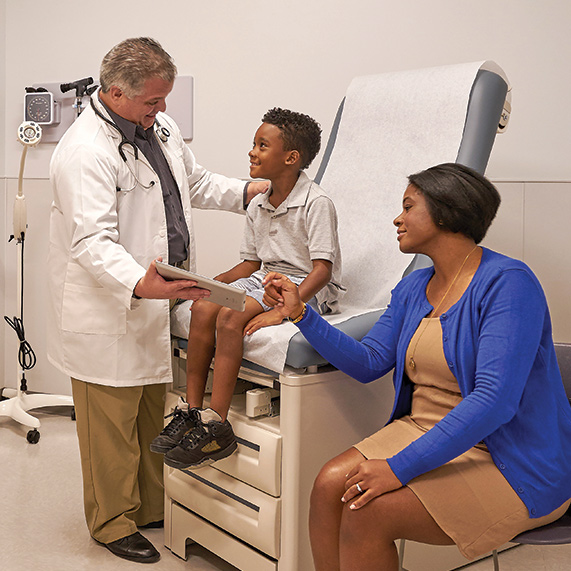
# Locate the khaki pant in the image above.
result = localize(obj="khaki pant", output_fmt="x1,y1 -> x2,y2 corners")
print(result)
71,378 -> 166,543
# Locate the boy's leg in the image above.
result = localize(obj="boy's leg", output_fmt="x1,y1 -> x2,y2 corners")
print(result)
150,301 -> 220,454
185,299 -> 223,408
163,298 -> 264,470
208,297 -> 264,419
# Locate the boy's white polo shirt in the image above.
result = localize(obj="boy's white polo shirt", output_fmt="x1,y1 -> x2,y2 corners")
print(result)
240,171 -> 344,309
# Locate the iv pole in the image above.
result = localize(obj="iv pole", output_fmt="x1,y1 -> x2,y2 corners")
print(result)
0,122 -> 74,443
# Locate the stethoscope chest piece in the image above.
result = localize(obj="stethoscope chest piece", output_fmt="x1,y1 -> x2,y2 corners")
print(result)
156,126 -> 170,142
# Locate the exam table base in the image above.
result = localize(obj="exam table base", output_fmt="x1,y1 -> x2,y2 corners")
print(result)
164,361 -> 509,570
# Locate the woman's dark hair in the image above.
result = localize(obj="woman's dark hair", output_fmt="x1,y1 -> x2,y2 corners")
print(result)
407,163 -> 501,243
262,107 -> 321,170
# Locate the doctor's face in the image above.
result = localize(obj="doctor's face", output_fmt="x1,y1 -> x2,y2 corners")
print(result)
113,77 -> 173,129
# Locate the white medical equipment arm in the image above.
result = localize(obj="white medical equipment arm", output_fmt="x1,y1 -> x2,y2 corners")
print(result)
13,148 -> 28,239
1,122 -> 74,443
12,122 -> 41,240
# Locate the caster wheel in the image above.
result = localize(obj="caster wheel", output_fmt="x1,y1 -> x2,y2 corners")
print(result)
27,429 -> 40,444
71,407 -> 76,421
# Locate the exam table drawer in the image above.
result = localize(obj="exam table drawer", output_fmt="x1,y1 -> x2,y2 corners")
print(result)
164,391 -> 282,497
165,465 -> 281,558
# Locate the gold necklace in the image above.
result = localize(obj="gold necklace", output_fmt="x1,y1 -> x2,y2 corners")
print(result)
408,245 -> 478,371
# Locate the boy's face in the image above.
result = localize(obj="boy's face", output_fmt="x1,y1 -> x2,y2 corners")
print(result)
249,123 -> 295,180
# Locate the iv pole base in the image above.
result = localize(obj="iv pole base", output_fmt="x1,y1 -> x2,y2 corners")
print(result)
3,124 -> 75,443
0,390 -> 74,442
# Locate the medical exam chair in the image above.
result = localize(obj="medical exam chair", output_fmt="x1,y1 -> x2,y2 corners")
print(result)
164,62 -> 511,571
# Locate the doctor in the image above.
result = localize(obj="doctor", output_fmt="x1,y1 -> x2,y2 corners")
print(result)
47,37 -> 267,564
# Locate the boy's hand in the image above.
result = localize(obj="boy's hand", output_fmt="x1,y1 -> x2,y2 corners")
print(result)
262,272 -> 304,320
244,309 -> 284,336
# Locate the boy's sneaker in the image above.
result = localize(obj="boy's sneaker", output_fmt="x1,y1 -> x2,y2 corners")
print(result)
164,409 -> 237,470
150,397 -> 200,454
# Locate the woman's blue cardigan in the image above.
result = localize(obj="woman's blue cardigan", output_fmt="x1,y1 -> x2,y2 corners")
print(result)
297,248 -> 571,517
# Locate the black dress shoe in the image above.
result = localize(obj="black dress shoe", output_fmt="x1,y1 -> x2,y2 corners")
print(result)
99,531 -> 160,563
139,519 -> 164,529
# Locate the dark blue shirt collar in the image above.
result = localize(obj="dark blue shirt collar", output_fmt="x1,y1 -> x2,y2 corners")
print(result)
97,94 -> 149,143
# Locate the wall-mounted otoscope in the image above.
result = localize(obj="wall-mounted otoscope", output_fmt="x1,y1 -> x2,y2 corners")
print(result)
60,77 -> 98,118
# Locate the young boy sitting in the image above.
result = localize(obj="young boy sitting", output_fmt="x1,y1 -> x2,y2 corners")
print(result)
151,107 -> 344,469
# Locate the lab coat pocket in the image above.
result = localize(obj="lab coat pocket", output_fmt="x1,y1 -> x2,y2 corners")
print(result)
62,283 -> 127,335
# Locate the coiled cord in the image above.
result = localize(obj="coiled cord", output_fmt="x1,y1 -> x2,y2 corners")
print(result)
4,233 -> 36,391
4,315 -> 36,372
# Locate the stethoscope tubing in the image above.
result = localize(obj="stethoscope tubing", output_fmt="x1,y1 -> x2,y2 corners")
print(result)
89,97 -> 171,192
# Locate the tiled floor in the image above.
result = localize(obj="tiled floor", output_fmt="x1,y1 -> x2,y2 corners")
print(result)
0,406 -> 238,571
1,406 -> 570,571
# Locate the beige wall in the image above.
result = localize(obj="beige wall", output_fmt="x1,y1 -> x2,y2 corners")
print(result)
1,0 -> 6,383
4,0 -> 571,182
2,0 -> 570,394
483,182 -> 571,342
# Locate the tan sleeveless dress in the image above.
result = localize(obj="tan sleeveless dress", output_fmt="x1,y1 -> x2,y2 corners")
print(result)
354,318 -> 569,559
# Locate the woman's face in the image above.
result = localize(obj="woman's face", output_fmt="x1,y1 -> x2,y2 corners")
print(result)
393,184 -> 441,254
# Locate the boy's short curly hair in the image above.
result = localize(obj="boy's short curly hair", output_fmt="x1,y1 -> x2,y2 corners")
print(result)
262,108 -> 322,170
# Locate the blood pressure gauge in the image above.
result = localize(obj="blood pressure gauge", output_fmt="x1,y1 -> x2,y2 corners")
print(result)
24,91 -> 56,125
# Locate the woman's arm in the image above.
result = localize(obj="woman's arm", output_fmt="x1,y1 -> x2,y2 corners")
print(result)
244,259 -> 332,335
263,272 -> 399,382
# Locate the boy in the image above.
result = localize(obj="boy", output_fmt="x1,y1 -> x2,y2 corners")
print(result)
151,108 -> 344,469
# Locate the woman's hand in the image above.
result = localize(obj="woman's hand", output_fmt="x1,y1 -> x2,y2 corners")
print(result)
244,309 -> 284,336
262,272 -> 304,320
342,459 -> 402,510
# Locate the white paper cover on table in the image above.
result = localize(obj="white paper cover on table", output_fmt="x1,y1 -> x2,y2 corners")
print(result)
172,61 -> 486,373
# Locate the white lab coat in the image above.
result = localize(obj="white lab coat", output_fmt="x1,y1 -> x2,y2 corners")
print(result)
47,95 -> 245,386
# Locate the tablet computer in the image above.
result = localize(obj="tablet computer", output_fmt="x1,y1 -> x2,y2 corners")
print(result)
155,261 -> 246,312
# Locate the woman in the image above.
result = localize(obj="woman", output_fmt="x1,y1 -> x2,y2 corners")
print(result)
263,163 -> 571,571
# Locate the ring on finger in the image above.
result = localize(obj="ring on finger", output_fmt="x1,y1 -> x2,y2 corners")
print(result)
356,482 -> 364,494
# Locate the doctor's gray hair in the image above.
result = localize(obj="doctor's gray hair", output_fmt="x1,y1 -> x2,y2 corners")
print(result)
408,163 -> 501,244
100,37 -> 177,98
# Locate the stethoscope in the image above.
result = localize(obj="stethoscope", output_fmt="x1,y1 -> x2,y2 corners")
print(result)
90,98 -> 171,192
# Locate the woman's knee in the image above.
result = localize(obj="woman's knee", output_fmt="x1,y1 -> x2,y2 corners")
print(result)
310,460 -> 347,528
312,450 -> 362,506
313,460 -> 345,499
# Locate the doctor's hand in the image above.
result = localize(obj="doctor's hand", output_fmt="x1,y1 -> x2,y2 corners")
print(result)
342,459 -> 403,510
262,272 -> 304,321
133,259 -> 212,301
